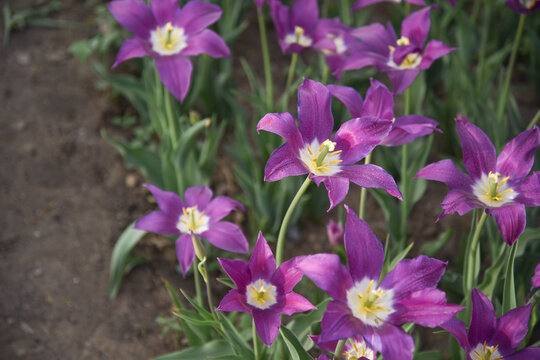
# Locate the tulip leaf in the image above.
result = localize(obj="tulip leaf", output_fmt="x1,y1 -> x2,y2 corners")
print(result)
152,340 -> 234,360
279,327 -> 312,360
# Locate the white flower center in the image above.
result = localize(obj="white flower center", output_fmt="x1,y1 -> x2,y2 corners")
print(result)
176,206 -> 210,234
472,171 -> 517,208
246,279 -> 277,310
387,36 -> 422,69
298,139 -> 343,176
150,22 -> 188,56
346,278 -> 394,327
342,338 -> 375,360
284,26 -> 313,47
469,342 -> 503,360
323,34 -> 347,55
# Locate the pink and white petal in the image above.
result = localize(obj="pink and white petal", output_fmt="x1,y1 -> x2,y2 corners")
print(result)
218,258 -> 250,291
327,84 -> 363,118
182,29 -> 230,58
387,69 -> 420,95
455,115 -> 497,179
438,189 -> 479,219
264,143 -> 308,182
488,204 -> 526,245
324,177 -> 349,211
468,289 -> 496,347
184,185 -> 213,208
202,222 -> 249,253
205,196 -> 244,223
144,183 -> 184,215
415,159 -> 473,191
496,127 -> 540,178
440,318 -> 469,350
419,40 -> 455,70
319,301 -> 364,342
401,6 -> 431,46
249,232 -> 276,281
365,324 -> 415,360
380,255 -> 446,300
151,0 -> 177,24
361,79 -> 394,121
282,292 -> 316,316
491,304 -> 532,355
176,233 -> 195,275
344,206 -> 384,282
252,309 -> 281,346
515,172 -> 540,207
155,55 -> 193,102
217,289 -> 250,312
297,79 -> 334,144
113,36 -> 149,68
257,112 -> 303,149
174,0 -> 222,35
340,164 -> 402,200
382,115 -> 440,146
108,0 -> 156,39
135,211 -> 178,235
505,348 -> 540,360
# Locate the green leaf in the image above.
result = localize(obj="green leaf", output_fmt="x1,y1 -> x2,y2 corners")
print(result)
286,298 -> 330,351
216,312 -> 254,357
217,277 -> 235,289
108,223 -> 146,299
381,241 -> 415,280
152,340 -> 234,360
420,229 -> 453,258
173,309 -> 219,327
414,351 -> 443,360
279,327 -> 312,360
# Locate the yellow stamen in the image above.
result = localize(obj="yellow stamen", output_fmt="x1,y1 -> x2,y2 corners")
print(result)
329,160 -> 343,165
328,150 -> 342,157
307,145 -> 313,156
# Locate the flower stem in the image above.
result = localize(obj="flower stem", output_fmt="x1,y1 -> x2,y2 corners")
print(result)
321,59 -> 330,85
276,176 -> 312,266
333,339 -> 346,359
399,89 -> 411,247
252,318 -> 260,360
164,87 -> 178,149
257,9 -> 273,110
340,0 -> 351,26
527,109 -> 540,130
282,53 -> 299,112
192,261 -> 204,307
202,259 -> 217,318
503,239 -> 518,313
358,152 -> 373,220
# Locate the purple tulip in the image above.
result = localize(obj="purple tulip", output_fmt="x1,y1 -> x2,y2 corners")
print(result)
532,263 -> 540,291
344,6 -> 454,94
216,233 -> 315,346
416,116 -> 540,245
257,78 -> 402,211
442,289 -> 540,360
297,206 -> 462,360
352,0 -> 426,11
135,184 -> 248,275
108,0 -> 230,101
327,219 -> 344,246
506,0 -> 540,14
268,0 -> 320,53
328,78 -> 441,146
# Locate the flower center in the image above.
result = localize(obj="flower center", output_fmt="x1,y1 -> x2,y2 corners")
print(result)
284,26 -> 313,47
472,171 -> 517,208
246,279 -> 277,310
342,338 -> 375,360
177,206 -> 210,234
523,0 -> 535,8
323,34 -> 347,55
298,139 -> 343,176
150,22 -> 188,56
470,342 -> 503,360
346,278 -> 394,327
387,36 -> 422,69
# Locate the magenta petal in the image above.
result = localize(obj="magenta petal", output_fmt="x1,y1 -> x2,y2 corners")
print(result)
257,112 -> 303,150
291,0 -> 318,33
205,196 -> 244,223
468,289 -> 496,348
108,0 -> 156,39
155,55 -> 193,101
383,115 -> 440,146
455,116 -> 497,179
387,69 -> 420,95
298,79 -> 334,143
282,292 -> 316,316
320,301 -> 363,342
419,40 -> 455,70
515,172 -> 540,206
415,159 -> 473,191
217,289 -> 249,312
202,222 -> 248,253
366,324 -> 415,360
505,348 -> 540,359
491,304 -> 532,355
351,22 -> 396,56
496,127 -> 540,178
218,258 -> 250,291
252,309 -> 281,346
439,189 -> 479,219
264,143 -> 308,182
532,263 -> 540,290
144,183 -> 184,215
361,79 -> 394,121
113,36 -> 149,68
182,29 -> 230,58
174,0 -> 222,35
184,185 -> 213,208
327,84 -> 363,118
249,232 -> 276,281
489,204 -> 526,245
273,257 -> 303,293
340,164 -> 402,200
344,206 -> 384,282
151,0 -> 177,24
401,6 -> 431,46
135,211 -> 178,234
441,318 -> 469,350
323,177 -> 349,211
352,0 -> 394,10
381,255 -> 446,300
342,50 -> 385,71
176,233 -> 195,275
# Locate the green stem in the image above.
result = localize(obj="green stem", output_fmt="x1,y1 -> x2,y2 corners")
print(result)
275,176 -> 312,266
253,318 -> 260,360
164,87 -> 178,149
333,339 -> 346,360
476,1 -> 490,94
192,261 -> 204,308
202,259 -> 217,319
358,152 -> 372,220
502,239 -> 518,313
257,9 -> 273,110
399,89 -> 411,247
340,0 -> 351,26
527,109 -> 540,130
321,59 -> 330,85
496,15 -> 526,128
282,53 -> 299,112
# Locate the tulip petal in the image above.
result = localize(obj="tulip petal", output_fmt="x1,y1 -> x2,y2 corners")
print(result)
176,233 -> 195,275
292,0 -> 318,33
415,159 -> 473,191
419,40 -> 455,70
515,172 -> 540,206
319,301 -> 364,342
182,29 -> 230,58
361,79 -> 394,121
184,185 -> 213,208
273,257 -> 303,293
496,127 -> 540,178
282,292 -> 316,316
203,222 -> 248,253
340,164 -> 402,200
365,324 -> 415,360
387,69 -> 420,95
438,189 -> 479,219
217,289 -> 249,312
468,289 -> 497,348
455,116 -> 496,180
488,204 -> 526,245
257,112 -> 303,150
401,6 -> 431,46
383,115 -> 440,146
155,54 -> 193,101
249,232 -> 276,281
151,0 -> 177,24
327,84 -> 363,118
253,310 -> 281,346
218,258 -> 251,291
323,177 -> 350,211
264,143 -> 308,182
174,0 -> 222,35
441,318 -> 469,350
298,79 -> 334,143
505,348 -> 540,360
144,184 -> 184,215
108,0 -> 156,39
205,196 -> 244,223
491,304 -> 532,355
135,211 -> 178,235
113,36 -> 149,68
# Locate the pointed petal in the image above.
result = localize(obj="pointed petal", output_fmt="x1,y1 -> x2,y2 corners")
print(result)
202,222 -> 249,253
257,112 -> 303,150
320,301 -> 364,342
415,159 -> 473,191
441,318 -> 469,350
264,143 -> 308,182
362,79 -> 395,121
438,189 -> 479,219
217,289 -> 249,312
489,204 -> 526,245
151,0 -> 177,24
282,292 -> 316,316
218,258 -> 251,294
344,206 -> 384,282
324,177 -> 349,211
298,79 -> 334,143
455,115 -> 496,179
174,0 -> 222,35
401,6 -> 431,46
182,29 -> 230,58
108,0 -> 156,39
532,263 -> 540,290
468,289 -> 496,347
351,22 -> 396,55
113,36 -> 149,68
515,172 -> 540,206
327,84 -> 363,118
419,40 -> 455,70
249,232 -> 276,281
388,69 -> 420,95
340,164 -> 402,200
205,196 -> 244,223
184,185 -> 213,208
144,183 -> 184,215
365,324 -> 415,360
496,127 -> 540,178
135,211 -> 178,235
252,310 -> 281,346
155,55 -> 193,101
342,50 -> 386,71
292,0 -> 318,33
176,233 -> 195,275
382,115 -> 440,146
381,255 -> 446,300
273,257 -> 304,293
491,304 -> 532,355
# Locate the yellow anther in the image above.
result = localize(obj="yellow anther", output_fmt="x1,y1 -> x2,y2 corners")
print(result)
307,145 -> 313,156
329,160 -> 343,165
182,207 -> 188,217
328,150 -> 342,157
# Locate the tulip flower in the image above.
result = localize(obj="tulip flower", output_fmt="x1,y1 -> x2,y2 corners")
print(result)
506,0 -> 540,14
